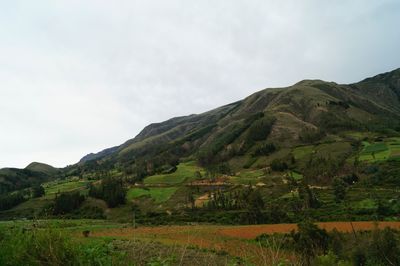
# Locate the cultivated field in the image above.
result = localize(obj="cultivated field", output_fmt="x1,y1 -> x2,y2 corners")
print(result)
3,219 -> 397,265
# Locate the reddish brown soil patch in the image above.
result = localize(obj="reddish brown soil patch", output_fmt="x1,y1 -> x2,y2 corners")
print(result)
194,193 -> 209,207
219,221 -> 400,239
88,221 -> 400,265
187,176 -> 231,186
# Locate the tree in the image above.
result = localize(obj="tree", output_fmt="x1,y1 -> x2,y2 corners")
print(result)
270,159 -> 288,171
0,192 -> 27,211
291,221 -> 330,265
246,116 -> 276,142
333,178 -> 347,203
89,177 -> 126,208
194,171 -> 202,179
32,185 -> 45,198
187,192 -> 195,209
246,190 -> 265,224
253,143 -> 276,156
53,192 -> 85,215
299,182 -> 320,209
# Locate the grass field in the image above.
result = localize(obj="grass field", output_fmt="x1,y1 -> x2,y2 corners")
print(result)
126,187 -> 178,203
353,198 -> 377,211
44,179 -> 90,195
359,139 -> 400,162
292,145 -> 314,160
231,169 -> 265,184
359,141 -> 389,162
289,171 -> 303,180
144,161 -> 204,185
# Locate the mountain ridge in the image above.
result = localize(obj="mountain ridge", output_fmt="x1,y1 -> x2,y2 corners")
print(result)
78,68 -> 400,166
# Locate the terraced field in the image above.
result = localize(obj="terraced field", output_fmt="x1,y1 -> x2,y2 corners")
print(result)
359,138 -> 400,162
43,179 -> 92,198
126,187 -> 179,203
143,161 -> 204,185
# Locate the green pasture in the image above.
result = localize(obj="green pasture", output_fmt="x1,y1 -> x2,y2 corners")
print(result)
44,180 -> 90,196
231,169 -> 265,184
289,171 -> 303,180
292,145 -> 314,160
144,161 -> 204,185
359,138 -> 400,162
126,187 -> 178,203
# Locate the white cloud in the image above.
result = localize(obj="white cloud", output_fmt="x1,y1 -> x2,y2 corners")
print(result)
0,0 -> 399,168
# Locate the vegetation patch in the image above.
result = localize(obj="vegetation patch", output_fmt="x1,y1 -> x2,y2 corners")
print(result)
359,141 -> 390,162
353,198 -> 377,211
293,145 -> 314,160
144,161 -> 203,185
289,171 -> 303,180
126,187 -> 178,203
388,138 -> 400,158
232,169 -> 265,184
44,179 -> 90,196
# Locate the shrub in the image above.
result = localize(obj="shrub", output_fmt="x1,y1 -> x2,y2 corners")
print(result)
53,192 -> 85,215
271,159 -> 288,171
332,178 -> 347,203
0,191 -> 27,211
89,177 -> 126,208
291,221 -> 330,265
299,128 -> 325,143
253,143 -> 277,156
246,116 -> 276,142
32,185 -> 45,198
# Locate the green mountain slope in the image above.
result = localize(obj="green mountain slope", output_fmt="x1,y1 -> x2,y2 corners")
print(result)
78,68 -> 400,172
25,162 -> 59,176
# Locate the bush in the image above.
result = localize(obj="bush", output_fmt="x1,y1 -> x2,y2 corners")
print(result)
271,159 -> 288,171
89,177 -> 126,208
253,143 -> 277,156
32,185 -> 45,198
246,116 -> 276,142
53,192 -> 85,215
0,191 -> 27,211
333,178 -> 347,203
299,128 -> 326,143
291,221 -> 330,265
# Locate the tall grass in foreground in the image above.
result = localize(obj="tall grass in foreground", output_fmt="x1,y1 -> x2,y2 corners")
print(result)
0,228 -> 81,266
0,227 -> 125,266
0,224 -> 237,266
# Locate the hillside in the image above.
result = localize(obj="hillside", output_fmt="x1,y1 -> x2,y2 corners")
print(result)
25,162 -> 59,176
0,167 -> 52,194
77,68 -> 400,172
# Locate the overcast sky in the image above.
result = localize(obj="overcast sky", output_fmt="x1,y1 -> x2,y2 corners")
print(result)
1,0 -> 400,168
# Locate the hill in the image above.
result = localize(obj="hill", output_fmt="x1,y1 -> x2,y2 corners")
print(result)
76,68 -> 400,174
25,162 -> 59,176
0,168 -> 52,194
0,162 -> 58,197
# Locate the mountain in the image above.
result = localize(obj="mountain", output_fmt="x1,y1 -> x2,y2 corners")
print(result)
0,162 -> 58,194
78,68 -> 400,170
25,162 -> 59,176
79,146 -> 119,163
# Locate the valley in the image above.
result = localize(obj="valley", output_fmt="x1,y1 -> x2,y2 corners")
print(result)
2,69 -> 400,265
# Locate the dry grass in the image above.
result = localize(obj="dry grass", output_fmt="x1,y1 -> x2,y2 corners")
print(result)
84,221 -> 400,265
